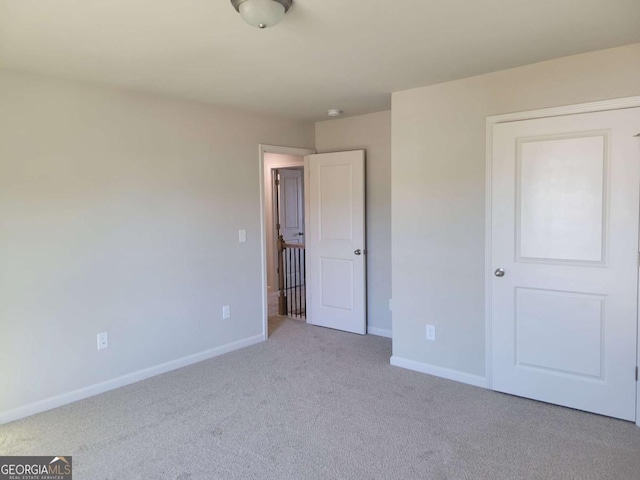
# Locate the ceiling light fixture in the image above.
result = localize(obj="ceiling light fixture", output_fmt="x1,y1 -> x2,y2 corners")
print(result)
231,0 -> 292,29
328,109 -> 343,117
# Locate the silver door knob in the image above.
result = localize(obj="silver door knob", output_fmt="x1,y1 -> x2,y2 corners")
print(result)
494,268 -> 505,277
354,249 -> 362,255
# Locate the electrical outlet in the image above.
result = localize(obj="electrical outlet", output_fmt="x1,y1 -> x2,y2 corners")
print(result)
222,305 -> 231,319
388,299 -> 393,312
97,332 -> 109,350
426,325 -> 436,341
238,229 -> 246,243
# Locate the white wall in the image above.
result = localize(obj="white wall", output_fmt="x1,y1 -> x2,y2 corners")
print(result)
0,69 -> 314,421
316,111 -> 392,336
391,43 -> 640,378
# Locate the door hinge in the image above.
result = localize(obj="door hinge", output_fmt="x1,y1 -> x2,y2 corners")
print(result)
636,366 -> 638,382
275,179 -> 280,186
276,223 -> 280,230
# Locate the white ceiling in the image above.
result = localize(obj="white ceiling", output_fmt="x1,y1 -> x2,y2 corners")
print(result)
1,0 -> 639,122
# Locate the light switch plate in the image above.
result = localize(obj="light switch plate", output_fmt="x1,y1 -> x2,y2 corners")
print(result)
238,230 -> 246,243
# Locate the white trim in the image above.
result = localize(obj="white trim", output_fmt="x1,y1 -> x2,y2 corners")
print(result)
304,155 -> 312,324
367,326 -> 392,338
259,144 -> 315,339
485,118 -> 494,389
0,334 -> 264,425
485,96 -> 640,424
488,96 -> 640,125
261,144 -> 316,157
390,356 -> 487,388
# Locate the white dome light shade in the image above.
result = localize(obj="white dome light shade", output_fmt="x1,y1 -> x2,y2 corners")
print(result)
232,0 -> 292,29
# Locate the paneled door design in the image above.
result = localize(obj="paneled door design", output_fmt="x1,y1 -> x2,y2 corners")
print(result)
306,151 -> 366,334
491,107 -> 640,421
278,168 -> 304,245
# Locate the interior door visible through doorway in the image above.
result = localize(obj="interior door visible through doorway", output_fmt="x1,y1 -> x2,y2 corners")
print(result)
305,150 -> 367,335
490,107 -> 640,421
277,168 -> 304,245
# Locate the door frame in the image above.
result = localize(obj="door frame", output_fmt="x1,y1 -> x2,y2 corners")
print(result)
484,96 -> 640,426
259,144 -> 315,339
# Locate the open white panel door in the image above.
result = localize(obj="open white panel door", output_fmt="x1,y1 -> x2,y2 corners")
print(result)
306,151 -> 366,334
491,107 -> 640,421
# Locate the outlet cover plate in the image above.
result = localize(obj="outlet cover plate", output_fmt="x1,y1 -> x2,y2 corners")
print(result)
97,332 -> 109,350
426,325 -> 436,341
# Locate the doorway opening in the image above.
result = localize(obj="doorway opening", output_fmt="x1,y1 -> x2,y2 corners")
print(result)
274,166 -> 306,320
260,145 -> 315,338
260,145 -> 368,339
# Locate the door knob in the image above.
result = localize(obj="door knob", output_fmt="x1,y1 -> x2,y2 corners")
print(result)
298,232 -> 304,236
354,249 -> 362,255
494,268 -> 505,277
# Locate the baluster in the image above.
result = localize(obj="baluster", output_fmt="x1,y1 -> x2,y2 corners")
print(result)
296,247 -> 299,317
288,247 -> 292,315
278,235 -> 286,315
302,248 -> 305,317
297,248 -> 301,317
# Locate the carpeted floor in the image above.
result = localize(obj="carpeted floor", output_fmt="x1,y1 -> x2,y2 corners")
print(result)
1,318 -> 639,479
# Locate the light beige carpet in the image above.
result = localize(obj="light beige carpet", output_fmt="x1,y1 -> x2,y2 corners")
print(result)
1,318 -> 639,479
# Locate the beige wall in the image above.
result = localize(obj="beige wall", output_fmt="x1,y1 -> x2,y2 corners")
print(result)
316,111 -> 392,335
5,40 -> 640,420
0,69 -> 314,419
391,43 -> 640,376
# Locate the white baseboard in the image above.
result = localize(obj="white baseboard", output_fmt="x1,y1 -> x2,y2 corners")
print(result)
390,355 -> 487,388
0,334 -> 265,425
367,326 -> 392,338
